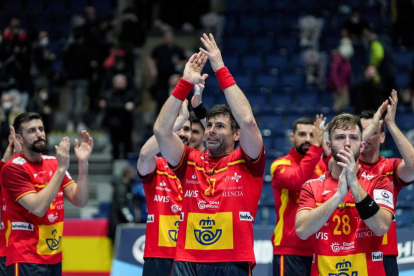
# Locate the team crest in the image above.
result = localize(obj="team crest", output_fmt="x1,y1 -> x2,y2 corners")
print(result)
194,217 -> 222,245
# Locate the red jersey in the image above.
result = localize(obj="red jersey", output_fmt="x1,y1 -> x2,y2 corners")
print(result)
172,146 -> 265,265
1,153 -> 73,266
298,170 -> 395,276
0,160 -> 6,257
270,146 -> 328,256
359,157 -> 409,256
140,157 -> 183,259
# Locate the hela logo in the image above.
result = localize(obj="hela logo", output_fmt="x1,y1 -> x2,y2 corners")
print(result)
372,252 -> 383,261
154,195 -> 169,202
147,214 -> 154,223
239,212 -> 254,222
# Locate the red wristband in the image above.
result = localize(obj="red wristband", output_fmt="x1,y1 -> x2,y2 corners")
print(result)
172,78 -> 194,101
215,67 -> 236,91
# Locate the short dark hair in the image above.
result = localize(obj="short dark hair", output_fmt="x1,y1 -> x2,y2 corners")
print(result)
189,112 -> 205,131
292,117 -> 314,133
206,104 -> 240,133
327,113 -> 363,140
13,112 -> 43,134
359,110 -> 385,132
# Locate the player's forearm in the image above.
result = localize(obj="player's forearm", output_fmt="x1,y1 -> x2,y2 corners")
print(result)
364,209 -> 393,236
296,193 -> 343,239
388,122 -> 414,174
348,181 -> 368,203
71,161 -> 90,207
223,84 -> 255,128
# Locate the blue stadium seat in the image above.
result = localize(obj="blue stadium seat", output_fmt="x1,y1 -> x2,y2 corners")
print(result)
202,94 -> 216,109
274,136 -> 291,153
395,73 -> 410,90
227,36 -> 249,53
395,51 -> 414,70
290,55 -> 304,69
395,208 -> 413,228
261,15 -> 284,33
235,74 -> 253,91
240,15 -> 260,33
3,1 -> 23,13
397,185 -> 414,207
276,36 -> 297,49
270,93 -> 292,109
261,182 -> 274,205
295,93 -> 319,109
265,158 -> 275,178
266,54 -> 288,70
395,113 -> 414,131
281,74 -> 304,89
26,0 -> 46,14
69,0 -> 88,13
249,94 -> 267,111
260,114 -> 284,131
263,137 -> 273,151
256,74 -> 278,89
91,0 -> 113,14
47,0 -> 67,13
252,37 -> 273,52
241,55 -> 263,72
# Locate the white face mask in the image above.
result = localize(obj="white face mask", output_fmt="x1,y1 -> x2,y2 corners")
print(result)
39,91 -> 49,101
2,101 -> 13,110
40,37 -> 49,47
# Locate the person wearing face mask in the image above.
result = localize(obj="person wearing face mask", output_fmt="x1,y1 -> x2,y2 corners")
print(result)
31,31 -> 56,81
0,93 -> 23,153
270,116 -> 330,276
342,7 -> 369,41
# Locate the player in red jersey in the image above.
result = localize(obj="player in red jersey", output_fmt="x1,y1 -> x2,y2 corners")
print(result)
153,33 -> 265,276
0,126 -> 21,275
359,89 -> 414,276
296,113 -> 394,276
1,112 -> 93,276
270,116 -> 329,276
138,99 -> 193,276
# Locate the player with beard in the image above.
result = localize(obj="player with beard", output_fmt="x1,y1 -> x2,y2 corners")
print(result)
154,33 -> 265,276
296,113 -> 394,276
358,90 -> 414,276
270,116 -> 330,276
1,112 -> 93,276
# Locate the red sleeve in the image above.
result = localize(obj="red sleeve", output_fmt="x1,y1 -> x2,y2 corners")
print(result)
138,159 -> 160,185
297,182 -> 317,212
61,170 -> 74,188
371,175 -> 395,216
171,146 -> 193,181
271,146 -> 324,191
241,145 -> 266,177
2,164 -> 36,201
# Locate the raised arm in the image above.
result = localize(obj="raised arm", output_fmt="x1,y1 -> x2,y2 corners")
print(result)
63,131 -> 94,207
154,53 -> 208,166
191,84 -> 207,128
1,126 -> 21,163
362,100 -> 388,143
385,90 -> 414,183
138,101 -> 190,176
200,33 -> 262,159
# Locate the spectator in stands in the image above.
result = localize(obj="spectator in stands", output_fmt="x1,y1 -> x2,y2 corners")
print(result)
99,74 -> 136,160
298,15 -> 324,49
31,30 -> 56,82
342,7 -> 369,40
328,38 -> 353,112
363,27 -> 396,94
147,30 -> 186,113
358,90 -> 414,276
28,84 -> 58,136
270,116 -> 329,276
63,17 -> 97,132
391,0 -> 414,47
351,65 -> 387,114
0,93 -> 23,152
108,164 -> 137,242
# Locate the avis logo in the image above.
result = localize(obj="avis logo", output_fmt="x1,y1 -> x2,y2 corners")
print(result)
46,229 -> 61,251
168,221 -> 180,242
194,217 -> 222,245
329,260 -> 358,276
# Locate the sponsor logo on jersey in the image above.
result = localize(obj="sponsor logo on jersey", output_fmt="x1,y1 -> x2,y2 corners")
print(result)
306,174 -> 326,184
373,189 -> 394,208
12,157 -> 26,165
194,217 -> 222,245
0,222 -> 4,230
42,155 -> 56,160
46,229 -> 61,251
355,229 -> 374,238
171,204 -> 181,213
330,241 -> 355,253
168,220 -> 180,242
372,251 -> 383,261
223,190 -> 244,197
185,174 -> 200,185
159,180 -> 166,186
12,222 -> 34,231
322,190 -> 331,195
224,173 -> 242,183
239,212 -> 254,222
156,182 -> 172,192
184,190 -> 198,197
333,260 -> 357,275
48,213 -> 59,223
360,171 -> 375,180
197,200 -> 219,210
147,214 -> 154,223
154,195 -> 169,202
